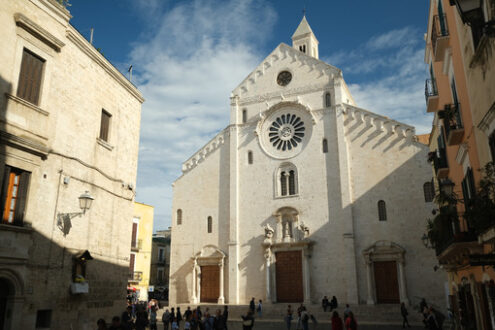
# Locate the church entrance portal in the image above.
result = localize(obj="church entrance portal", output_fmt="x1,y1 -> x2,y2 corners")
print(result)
276,251 -> 303,302
373,261 -> 400,303
0,278 -> 13,330
200,265 -> 220,303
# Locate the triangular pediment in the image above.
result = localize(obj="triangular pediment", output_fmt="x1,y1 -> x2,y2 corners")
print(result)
232,43 -> 341,99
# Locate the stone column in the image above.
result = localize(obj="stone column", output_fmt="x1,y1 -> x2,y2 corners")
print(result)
275,214 -> 283,243
302,248 -> 311,304
218,258 -> 225,304
197,267 -> 201,303
364,257 -> 375,305
398,259 -> 409,306
264,248 -> 271,302
191,259 -> 198,303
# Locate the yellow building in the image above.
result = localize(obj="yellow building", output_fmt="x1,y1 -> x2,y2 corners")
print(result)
128,202 -> 154,301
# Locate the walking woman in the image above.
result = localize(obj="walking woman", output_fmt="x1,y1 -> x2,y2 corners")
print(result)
285,305 -> 293,330
345,311 -> 357,330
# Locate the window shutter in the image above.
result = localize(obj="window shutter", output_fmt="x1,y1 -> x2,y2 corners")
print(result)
17,49 -> 44,105
289,170 -> 296,195
129,254 -> 135,274
378,200 -> 387,221
0,166 -> 11,220
131,222 -> 138,247
99,110 -> 111,141
281,172 -> 287,196
13,171 -> 30,226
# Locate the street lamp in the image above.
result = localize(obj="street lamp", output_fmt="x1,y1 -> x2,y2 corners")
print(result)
440,178 -> 455,196
57,191 -> 95,235
78,191 -> 94,214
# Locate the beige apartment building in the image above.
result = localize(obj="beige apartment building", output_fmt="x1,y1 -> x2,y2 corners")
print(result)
0,0 -> 143,329
424,0 -> 495,329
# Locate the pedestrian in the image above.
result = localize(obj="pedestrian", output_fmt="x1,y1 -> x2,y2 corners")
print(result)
135,310 -> 149,330
108,316 -> 125,330
197,306 -> 203,319
331,311 -> 344,330
420,299 -> 428,327
285,305 -> 293,330
203,312 -> 215,330
426,307 -> 439,330
300,308 -> 309,330
241,310 -> 255,330
345,311 -> 357,330
249,297 -> 255,312
184,315 -> 192,330
322,296 -> 329,312
150,306 -> 158,330
296,304 -> 304,330
433,307 -> 445,329
97,318 -> 108,330
257,299 -> 263,318
121,306 -> 134,330
171,317 -> 179,330
162,309 -> 171,330
214,309 -> 225,330
401,302 -> 411,328
185,306 -> 193,320
309,313 -> 317,330
343,304 -> 351,320
222,305 -> 229,330
170,307 -> 176,328
330,296 -> 338,311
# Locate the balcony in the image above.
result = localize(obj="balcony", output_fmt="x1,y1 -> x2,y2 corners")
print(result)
128,271 -> 143,282
440,104 -> 464,146
432,149 -> 449,179
425,79 -> 439,113
432,14 -> 450,62
131,239 -> 142,252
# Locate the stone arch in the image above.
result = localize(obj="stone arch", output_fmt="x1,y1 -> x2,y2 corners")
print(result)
0,269 -> 24,296
0,269 -> 25,330
363,241 -> 408,305
190,245 -> 226,304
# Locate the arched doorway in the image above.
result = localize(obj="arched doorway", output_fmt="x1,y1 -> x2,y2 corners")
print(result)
0,278 -> 14,330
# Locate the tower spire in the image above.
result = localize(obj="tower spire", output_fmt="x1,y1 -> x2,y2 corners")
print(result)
291,15 -> 319,59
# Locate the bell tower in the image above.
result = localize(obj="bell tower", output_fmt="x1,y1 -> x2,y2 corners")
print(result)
291,15 -> 319,59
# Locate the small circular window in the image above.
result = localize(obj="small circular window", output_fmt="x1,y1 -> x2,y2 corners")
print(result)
277,71 -> 292,86
269,114 -> 305,151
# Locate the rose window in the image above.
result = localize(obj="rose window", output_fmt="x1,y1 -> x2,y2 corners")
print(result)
268,114 -> 305,151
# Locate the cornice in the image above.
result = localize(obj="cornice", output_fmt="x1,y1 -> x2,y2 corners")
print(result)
14,13 -> 65,52
0,130 -> 49,159
65,28 -> 144,103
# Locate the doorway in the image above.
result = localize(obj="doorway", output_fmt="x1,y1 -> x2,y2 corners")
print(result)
200,265 -> 219,303
275,251 -> 303,302
374,261 -> 400,303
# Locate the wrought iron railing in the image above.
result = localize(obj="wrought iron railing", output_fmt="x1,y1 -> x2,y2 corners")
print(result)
425,79 -> 438,101
442,103 -> 463,140
128,271 -> 143,282
433,207 -> 477,256
432,149 -> 448,174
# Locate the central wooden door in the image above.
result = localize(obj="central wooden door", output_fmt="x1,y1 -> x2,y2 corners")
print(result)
200,265 -> 219,303
276,251 -> 303,302
374,261 -> 400,303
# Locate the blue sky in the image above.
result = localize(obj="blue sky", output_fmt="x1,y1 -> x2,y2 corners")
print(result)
68,0 -> 432,231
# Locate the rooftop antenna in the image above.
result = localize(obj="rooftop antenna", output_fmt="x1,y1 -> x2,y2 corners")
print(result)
90,28 -> 94,45
128,65 -> 133,82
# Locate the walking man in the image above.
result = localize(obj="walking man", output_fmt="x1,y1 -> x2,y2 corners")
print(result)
401,302 -> 411,328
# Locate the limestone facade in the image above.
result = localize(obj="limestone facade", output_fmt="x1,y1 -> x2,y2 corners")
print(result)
169,17 -> 446,307
0,0 -> 143,329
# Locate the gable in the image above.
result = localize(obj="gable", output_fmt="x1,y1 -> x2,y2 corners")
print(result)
232,43 -> 342,102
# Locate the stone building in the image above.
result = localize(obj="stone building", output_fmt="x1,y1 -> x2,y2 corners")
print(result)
424,0 -> 495,328
0,0 -> 143,329
128,202 -> 154,302
169,16 -> 446,307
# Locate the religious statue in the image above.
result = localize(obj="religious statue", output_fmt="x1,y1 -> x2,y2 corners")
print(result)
299,222 -> 310,238
263,223 -> 274,243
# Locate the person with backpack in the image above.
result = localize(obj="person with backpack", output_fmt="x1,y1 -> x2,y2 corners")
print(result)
241,310 -> 254,330
345,311 -> 357,330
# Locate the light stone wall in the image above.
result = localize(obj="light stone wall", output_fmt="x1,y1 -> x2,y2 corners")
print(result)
0,0 -> 143,329
170,42 -> 446,308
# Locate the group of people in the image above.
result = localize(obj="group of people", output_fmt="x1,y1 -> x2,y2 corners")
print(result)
420,298 -> 445,330
162,306 -> 229,330
321,296 -> 338,312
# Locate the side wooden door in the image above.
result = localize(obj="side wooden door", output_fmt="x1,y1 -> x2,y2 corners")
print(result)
200,265 -> 219,303
374,261 -> 400,303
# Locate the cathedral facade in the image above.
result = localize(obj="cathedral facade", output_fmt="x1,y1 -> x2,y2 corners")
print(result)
169,17 -> 445,307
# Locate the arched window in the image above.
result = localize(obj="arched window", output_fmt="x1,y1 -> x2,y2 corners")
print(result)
377,201 -> 387,221
177,209 -> 182,225
423,182 -> 435,202
248,151 -> 253,165
242,109 -> 247,124
299,45 -> 306,53
207,216 -> 212,233
278,164 -> 298,197
322,139 -> 328,153
325,92 -> 331,107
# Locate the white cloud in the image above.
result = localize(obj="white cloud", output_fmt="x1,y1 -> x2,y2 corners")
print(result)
130,0 -> 276,230
328,27 -> 433,134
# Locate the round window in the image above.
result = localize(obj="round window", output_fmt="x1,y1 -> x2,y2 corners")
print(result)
277,71 -> 292,86
269,114 -> 305,151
